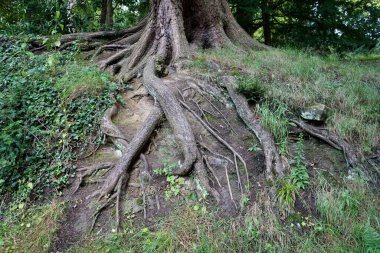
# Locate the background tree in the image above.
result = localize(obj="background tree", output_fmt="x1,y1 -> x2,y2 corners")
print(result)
100,0 -> 113,29
229,0 -> 380,51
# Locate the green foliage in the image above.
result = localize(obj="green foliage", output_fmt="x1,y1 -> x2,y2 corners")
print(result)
316,175 -> 380,252
276,134 -> 310,215
0,0 -> 66,35
288,134 -> 309,190
0,202 -> 64,253
153,161 -> 177,176
201,48 -> 380,153
276,179 -> 298,215
230,0 -> 380,53
363,220 -> 380,253
153,161 -> 185,200
236,75 -> 266,103
256,101 -> 289,154
0,0 -> 148,35
164,176 -> 185,200
248,143 -> 262,152
0,38 -> 119,201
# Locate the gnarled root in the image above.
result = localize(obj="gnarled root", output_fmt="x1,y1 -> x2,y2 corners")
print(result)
290,119 -> 359,167
223,77 -> 285,181
97,104 -> 163,200
143,57 -> 198,176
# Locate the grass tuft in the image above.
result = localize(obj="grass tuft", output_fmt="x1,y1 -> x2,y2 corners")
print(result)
0,201 -> 64,253
197,48 -> 380,153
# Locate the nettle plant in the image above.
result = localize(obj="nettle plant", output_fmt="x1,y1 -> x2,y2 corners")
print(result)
0,38 -> 119,202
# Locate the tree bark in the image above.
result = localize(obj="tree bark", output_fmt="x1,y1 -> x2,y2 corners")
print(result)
67,0 -> 77,32
100,0 -> 113,29
262,0 -> 272,45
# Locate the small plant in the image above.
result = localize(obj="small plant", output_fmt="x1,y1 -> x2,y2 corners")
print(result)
165,175 -> 185,200
248,143 -> 262,152
236,76 -> 266,103
256,101 -> 289,155
339,189 -> 360,216
288,134 -> 309,190
153,161 -> 178,176
363,219 -> 380,253
276,179 -> 298,215
154,161 -> 185,200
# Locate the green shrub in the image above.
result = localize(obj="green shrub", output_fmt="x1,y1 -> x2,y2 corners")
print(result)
0,38 -> 120,202
236,76 -> 266,103
288,134 -> 309,190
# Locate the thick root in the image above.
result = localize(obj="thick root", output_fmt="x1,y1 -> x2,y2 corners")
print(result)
98,104 -> 163,200
223,77 -> 285,180
143,57 -> 198,176
290,119 -> 359,167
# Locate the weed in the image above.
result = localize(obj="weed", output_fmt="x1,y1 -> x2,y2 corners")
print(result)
248,143 -> 262,152
276,179 -> 298,215
288,134 -> 310,190
363,219 -> 380,253
0,202 -> 64,253
256,101 -> 289,154
153,161 -> 178,176
236,75 -> 266,103
165,175 -> 185,200
154,161 -> 185,200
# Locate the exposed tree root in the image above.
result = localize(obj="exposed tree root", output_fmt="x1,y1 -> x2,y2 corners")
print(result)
223,77 -> 285,180
73,162 -> 114,193
143,57 -> 198,176
179,98 -> 249,192
55,0 -> 287,234
290,119 -> 359,167
97,104 -> 163,201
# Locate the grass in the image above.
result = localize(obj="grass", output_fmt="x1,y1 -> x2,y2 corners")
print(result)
55,61 -> 115,101
0,201 -> 64,253
256,101 -> 289,154
66,169 -> 379,253
195,48 -> 380,153
65,48 -> 380,253
315,174 -> 380,252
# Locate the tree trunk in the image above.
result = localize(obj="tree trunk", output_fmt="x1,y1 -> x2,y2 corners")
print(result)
57,0 -> 283,230
67,0 -> 77,32
262,0 -> 272,45
100,0 -> 113,29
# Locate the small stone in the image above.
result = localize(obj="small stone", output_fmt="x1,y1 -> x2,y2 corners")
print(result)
124,198 -> 144,214
114,150 -> 123,158
301,103 -> 327,122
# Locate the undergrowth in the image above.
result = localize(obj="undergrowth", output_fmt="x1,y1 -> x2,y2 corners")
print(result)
0,37 -> 121,203
0,201 -> 64,253
197,48 -> 380,153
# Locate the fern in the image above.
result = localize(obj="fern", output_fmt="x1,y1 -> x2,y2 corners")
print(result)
363,220 -> 380,253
